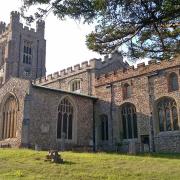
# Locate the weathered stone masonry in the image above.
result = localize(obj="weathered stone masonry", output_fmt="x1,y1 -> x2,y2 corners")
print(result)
0,11 -> 46,85
0,78 -> 96,150
0,12 -> 180,153
95,57 -> 180,152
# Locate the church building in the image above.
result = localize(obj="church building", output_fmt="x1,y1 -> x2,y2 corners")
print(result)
0,12 -> 180,153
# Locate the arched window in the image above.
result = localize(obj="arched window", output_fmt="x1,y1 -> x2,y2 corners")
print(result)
169,73 -> 179,92
157,97 -> 179,131
57,98 -> 73,140
100,114 -> 108,141
121,103 -> 137,139
123,83 -> 131,99
1,95 -> 18,139
70,79 -> 81,92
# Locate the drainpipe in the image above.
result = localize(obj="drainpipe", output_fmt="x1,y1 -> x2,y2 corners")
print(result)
106,83 -> 114,146
36,40 -> 39,78
17,33 -> 22,77
92,99 -> 96,152
147,71 -> 158,152
149,111 -> 155,152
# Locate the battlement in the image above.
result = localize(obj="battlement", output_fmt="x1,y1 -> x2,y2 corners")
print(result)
36,20 -> 45,27
0,21 -> 7,35
96,56 -> 180,86
10,11 -> 20,25
33,51 -> 128,85
0,11 -> 45,37
0,22 -> 6,27
22,25 -> 35,33
36,20 -> 45,36
33,60 -> 94,85
11,11 -> 20,17
0,26 -> 9,40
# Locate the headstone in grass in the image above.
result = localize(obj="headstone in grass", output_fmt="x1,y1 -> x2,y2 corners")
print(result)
128,139 -> 136,155
45,150 -> 63,164
61,132 -> 65,151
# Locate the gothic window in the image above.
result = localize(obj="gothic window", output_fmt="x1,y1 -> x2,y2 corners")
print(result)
57,98 -> 73,140
123,83 -> 131,99
168,72 -> 179,92
70,79 -> 81,92
100,114 -> 108,141
23,41 -> 32,65
121,103 -> 137,139
157,97 -> 179,131
1,95 -> 18,139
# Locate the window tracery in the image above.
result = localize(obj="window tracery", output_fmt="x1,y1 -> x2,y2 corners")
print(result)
1,95 -> 18,139
157,97 -> 179,131
57,97 -> 73,140
121,103 -> 137,139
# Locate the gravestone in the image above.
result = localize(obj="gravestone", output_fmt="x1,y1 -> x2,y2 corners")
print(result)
128,139 -> 136,154
61,133 -> 66,151
45,150 -> 63,163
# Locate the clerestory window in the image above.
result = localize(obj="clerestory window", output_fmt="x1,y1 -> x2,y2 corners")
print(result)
168,72 -> 179,92
123,83 -> 131,99
70,79 -> 81,93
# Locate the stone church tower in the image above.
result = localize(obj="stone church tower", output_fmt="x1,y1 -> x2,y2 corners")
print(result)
0,11 -> 46,85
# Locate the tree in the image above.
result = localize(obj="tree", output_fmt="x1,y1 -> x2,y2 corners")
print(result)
21,0 -> 180,61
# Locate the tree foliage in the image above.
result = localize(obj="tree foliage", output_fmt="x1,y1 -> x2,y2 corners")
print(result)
21,0 -> 180,60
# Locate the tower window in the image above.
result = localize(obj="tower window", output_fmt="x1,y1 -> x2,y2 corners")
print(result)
23,41 -> 32,65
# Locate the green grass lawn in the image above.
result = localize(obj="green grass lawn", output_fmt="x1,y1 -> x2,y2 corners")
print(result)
0,149 -> 180,180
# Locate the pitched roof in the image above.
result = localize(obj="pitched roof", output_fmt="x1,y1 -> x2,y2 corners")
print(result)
32,84 -> 98,100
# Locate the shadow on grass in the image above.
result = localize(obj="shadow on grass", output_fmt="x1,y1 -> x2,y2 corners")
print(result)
137,153 -> 180,160
63,160 -> 76,165
102,151 -> 180,160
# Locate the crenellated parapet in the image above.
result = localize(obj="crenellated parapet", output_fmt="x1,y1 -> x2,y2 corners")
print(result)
33,51 -> 128,85
95,56 -> 180,86
0,11 -> 45,38
10,11 -> 20,22
36,20 -> 45,37
22,25 -> 35,33
33,59 -> 97,85
0,22 -> 6,34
